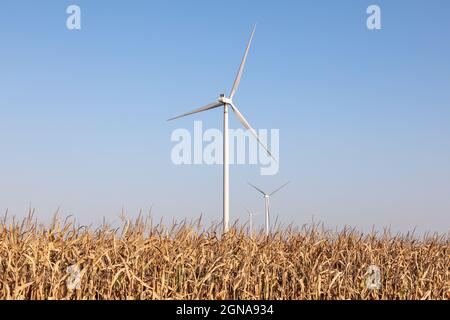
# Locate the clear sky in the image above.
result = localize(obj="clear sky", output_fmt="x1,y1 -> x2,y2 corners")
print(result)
1,0 -> 449,234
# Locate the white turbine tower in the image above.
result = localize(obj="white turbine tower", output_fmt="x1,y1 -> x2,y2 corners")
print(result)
168,25 -> 275,234
245,208 -> 260,237
249,181 -> 290,236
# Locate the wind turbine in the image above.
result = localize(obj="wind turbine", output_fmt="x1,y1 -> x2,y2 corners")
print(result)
248,181 -> 290,236
168,25 -> 275,234
245,208 -> 260,237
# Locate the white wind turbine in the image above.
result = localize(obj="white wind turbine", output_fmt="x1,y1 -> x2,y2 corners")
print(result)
248,181 -> 290,236
245,208 -> 260,237
168,25 -> 275,234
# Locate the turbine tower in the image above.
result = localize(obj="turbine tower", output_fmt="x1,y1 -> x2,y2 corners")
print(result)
168,25 -> 275,234
249,181 -> 290,236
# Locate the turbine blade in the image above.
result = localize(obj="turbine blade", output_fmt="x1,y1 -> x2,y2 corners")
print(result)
167,101 -> 223,121
270,181 -> 291,196
230,25 -> 256,99
248,182 -> 266,196
230,103 -> 277,163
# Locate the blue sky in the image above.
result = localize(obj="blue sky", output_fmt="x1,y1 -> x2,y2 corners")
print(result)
0,0 -> 449,233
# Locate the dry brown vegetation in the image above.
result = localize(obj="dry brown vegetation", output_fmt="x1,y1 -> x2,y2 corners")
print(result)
0,213 -> 448,300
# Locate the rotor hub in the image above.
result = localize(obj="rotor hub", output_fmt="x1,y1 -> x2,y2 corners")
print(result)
219,95 -> 233,105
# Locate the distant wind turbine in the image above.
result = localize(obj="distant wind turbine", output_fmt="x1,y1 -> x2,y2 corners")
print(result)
168,25 -> 275,234
249,181 -> 291,236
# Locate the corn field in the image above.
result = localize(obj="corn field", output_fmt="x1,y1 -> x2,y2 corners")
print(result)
0,214 -> 448,300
